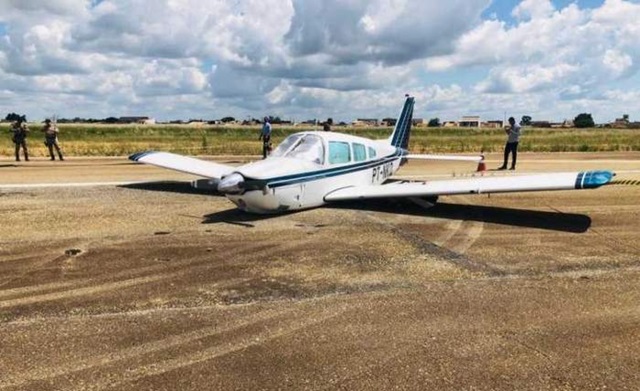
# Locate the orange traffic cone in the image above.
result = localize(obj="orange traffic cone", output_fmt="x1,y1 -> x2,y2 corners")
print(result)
476,152 -> 486,174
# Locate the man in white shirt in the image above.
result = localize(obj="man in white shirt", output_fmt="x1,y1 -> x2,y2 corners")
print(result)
259,117 -> 272,159
498,117 -> 521,170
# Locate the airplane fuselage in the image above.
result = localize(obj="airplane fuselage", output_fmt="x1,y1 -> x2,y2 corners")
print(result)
224,131 -> 403,213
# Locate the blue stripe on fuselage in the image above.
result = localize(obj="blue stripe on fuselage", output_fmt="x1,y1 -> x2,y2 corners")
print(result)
253,149 -> 403,188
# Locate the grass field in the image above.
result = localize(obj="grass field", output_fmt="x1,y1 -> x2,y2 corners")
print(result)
1,123 -> 639,157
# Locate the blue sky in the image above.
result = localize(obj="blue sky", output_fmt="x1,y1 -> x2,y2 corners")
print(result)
1,0 -> 639,124
483,0 -> 606,21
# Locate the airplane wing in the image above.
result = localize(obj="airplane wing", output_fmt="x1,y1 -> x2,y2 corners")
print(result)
324,170 -> 614,201
129,151 -> 235,179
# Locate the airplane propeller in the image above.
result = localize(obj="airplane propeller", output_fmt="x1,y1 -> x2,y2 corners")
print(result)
217,172 -> 244,194
217,173 -> 268,194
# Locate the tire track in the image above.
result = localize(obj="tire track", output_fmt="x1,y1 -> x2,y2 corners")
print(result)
98,302 -> 350,391
442,220 -> 484,255
0,273 -> 176,309
432,220 -> 463,247
0,237 -> 306,308
359,210 -> 503,276
1,302 -> 351,390
0,306 -> 294,389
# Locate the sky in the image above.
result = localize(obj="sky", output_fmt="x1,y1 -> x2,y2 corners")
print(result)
1,0 -> 639,123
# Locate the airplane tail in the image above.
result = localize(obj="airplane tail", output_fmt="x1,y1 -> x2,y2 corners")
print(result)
387,95 -> 415,150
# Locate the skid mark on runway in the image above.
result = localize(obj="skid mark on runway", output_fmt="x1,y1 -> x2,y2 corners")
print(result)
0,306 -> 294,389
360,211 -> 502,276
0,273 -> 176,309
0,253 -> 75,290
0,279 -> 88,300
443,221 -> 484,255
432,220 -> 463,247
102,303 -> 350,391
0,236 -> 327,312
2,303 -> 351,390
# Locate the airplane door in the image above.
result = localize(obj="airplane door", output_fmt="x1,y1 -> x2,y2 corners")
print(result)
273,184 -> 304,209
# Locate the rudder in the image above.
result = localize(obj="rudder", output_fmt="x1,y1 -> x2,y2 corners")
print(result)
388,96 -> 414,150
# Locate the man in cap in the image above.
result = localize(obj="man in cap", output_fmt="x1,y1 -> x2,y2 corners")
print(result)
42,118 -> 64,161
10,118 -> 29,161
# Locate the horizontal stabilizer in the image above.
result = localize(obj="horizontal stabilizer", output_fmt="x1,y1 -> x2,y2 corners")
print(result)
325,170 -> 614,201
129,151 -> 234,179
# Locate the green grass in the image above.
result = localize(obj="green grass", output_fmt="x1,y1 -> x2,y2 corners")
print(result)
1,123 -> 639,157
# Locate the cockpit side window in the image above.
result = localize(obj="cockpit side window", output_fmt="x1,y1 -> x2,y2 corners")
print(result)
368,147 -> 377,159
271,134 -> 303,157
353,143 -> 366,162
328,141 -> 351,164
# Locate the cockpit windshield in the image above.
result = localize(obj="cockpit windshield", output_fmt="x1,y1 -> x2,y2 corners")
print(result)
271,134 -> 325,165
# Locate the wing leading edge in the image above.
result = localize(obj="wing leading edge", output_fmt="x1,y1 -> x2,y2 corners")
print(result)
324,170 -> 615,201
129,151 -> 234,179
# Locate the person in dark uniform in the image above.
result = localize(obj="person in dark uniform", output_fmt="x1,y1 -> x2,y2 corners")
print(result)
323,117 -> 333,131
11,119 -> 29,161
259,116 -> 272,159
42,119 -> 64,161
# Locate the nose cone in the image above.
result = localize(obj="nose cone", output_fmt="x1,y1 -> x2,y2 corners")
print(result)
218,173 -> 245,194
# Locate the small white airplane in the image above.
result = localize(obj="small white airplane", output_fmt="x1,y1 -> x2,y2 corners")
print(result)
130,96 -> 615,214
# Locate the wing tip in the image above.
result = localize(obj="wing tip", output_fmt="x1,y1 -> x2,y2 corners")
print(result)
129,150 -> 155,162
577,170 -> 616,189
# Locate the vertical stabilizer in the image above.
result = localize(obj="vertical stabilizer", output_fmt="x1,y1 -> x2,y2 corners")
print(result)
388,96 -> 414,150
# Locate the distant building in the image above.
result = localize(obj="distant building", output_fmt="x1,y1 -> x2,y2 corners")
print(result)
119,116 -> 153,124
482,120 -> 504,128
297,119 -> 318,126
611,115 -> 630,128
551,119 -> 574,128
382,118 -> 396,126
530,121 -> 552,128
412,118 -> 424,127
353,118 -> 379,127
442,121 -> 459,127
459,116 -> 481,128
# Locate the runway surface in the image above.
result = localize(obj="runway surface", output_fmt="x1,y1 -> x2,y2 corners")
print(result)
1,152 -> 639,390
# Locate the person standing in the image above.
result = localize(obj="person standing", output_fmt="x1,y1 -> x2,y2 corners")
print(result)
42,118 -> 64,161
498,117 -> 521,170
323,117 -> 333,131
11,118 -> 29,161
259,116 -> 272,159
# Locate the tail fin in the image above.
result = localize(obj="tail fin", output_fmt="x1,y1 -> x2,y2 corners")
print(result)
388,96 -> 414,150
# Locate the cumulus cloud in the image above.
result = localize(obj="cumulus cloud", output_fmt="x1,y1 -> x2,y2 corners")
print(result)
1,0 -> 640,123
422,0 -> 640,120
285,0 -> 490,66
0,0 -> 89,17
512,0 -> 555,20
